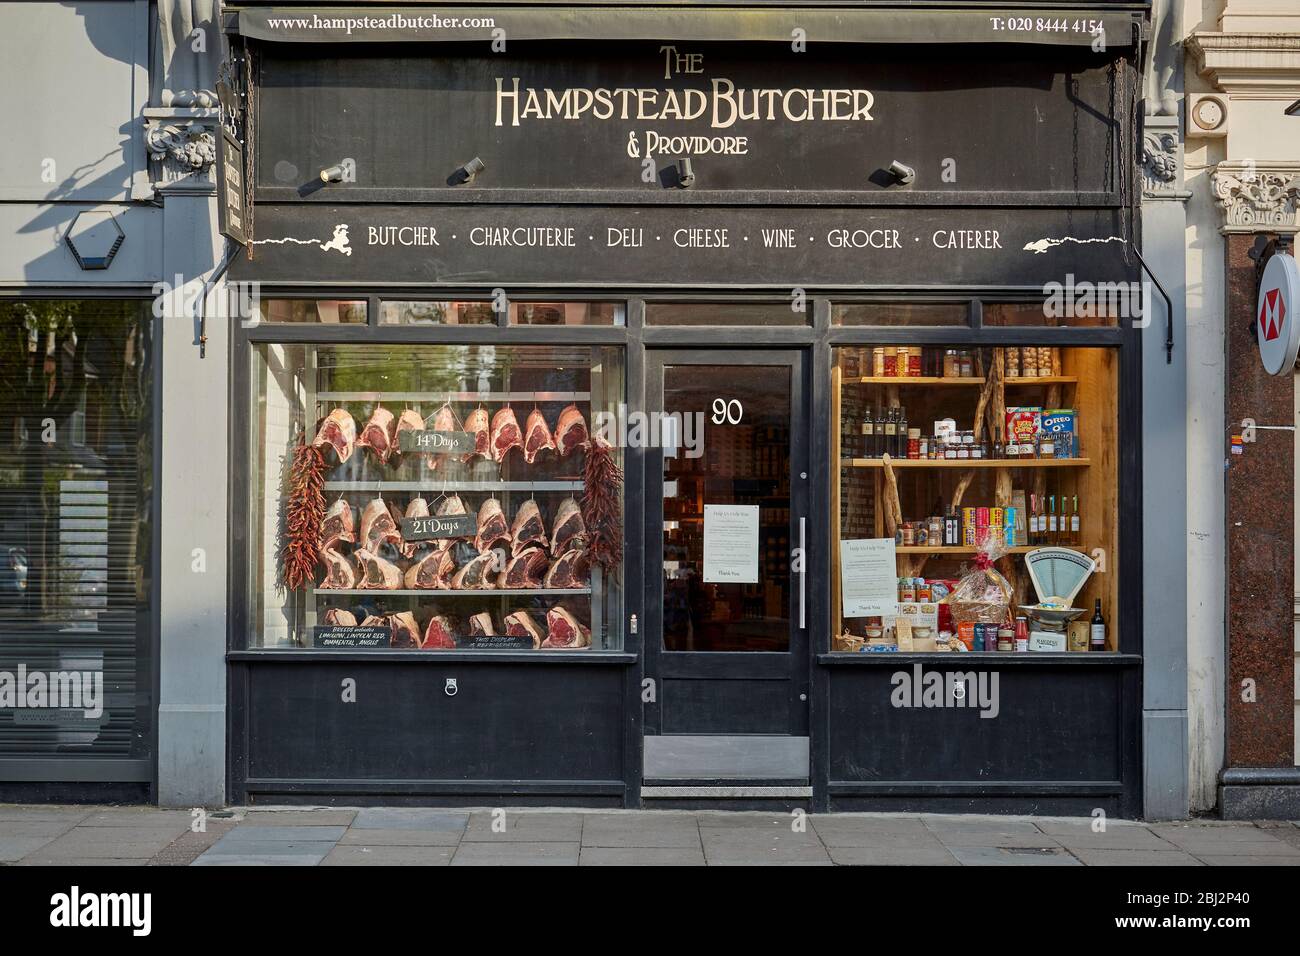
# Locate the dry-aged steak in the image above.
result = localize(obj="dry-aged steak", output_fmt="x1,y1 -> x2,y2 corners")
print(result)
321,607 -> 357,626
353,548 -> 402,589
389,611 -> 421,649
422,615 -> 456,649
490,406 -> 523,462
509,499 -> 548,556
356,406 -> 398,464
474,497 -> 510,554
359,497 -> 403,553
554,404 -> 589,458
523,407 -> 555,464
403,547 -> 456,589
431,494 -> 470,551
504,610 -> 545,649
498,546 -> 549,589
450,552 -> 497,589
392,408 -> 425,460
542,607 -> 591,648
468,612 -> 496,637
312,408 -> 357,463
426,404 -> 458,472
462,407 -> 490,463
550,497 -> 587,555
543,548 -> 591,588
318,548 -> 357,589
320,498 -> 355,551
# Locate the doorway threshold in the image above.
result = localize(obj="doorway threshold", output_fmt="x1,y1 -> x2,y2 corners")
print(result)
644,735 -> 810,781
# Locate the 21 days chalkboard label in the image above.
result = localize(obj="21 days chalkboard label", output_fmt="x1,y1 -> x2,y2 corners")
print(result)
401,513 -> 477,542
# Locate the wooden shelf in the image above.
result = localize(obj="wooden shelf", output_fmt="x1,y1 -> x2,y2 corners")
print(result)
322,480 -> 584,492
847,376 -> 1076,386
895,545 -> 1036,555
317,391 -> 590,403
842,458 -> 1090,469
313,588 -> 591,597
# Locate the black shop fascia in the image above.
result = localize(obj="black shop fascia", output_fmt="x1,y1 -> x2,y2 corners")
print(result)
224,3 -> 1149,815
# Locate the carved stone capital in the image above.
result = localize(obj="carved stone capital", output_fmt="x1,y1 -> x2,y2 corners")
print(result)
143,110 -> 219,193
1212,161 -> 1300,234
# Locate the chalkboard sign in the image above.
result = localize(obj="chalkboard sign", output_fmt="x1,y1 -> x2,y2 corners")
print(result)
454,634 -> 536,650
401,513 -> 477,542
313,625 -> 392,648
216,126 -> 248,246
398,430 -> 475,455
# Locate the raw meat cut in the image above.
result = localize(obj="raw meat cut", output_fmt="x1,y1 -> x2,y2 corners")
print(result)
421,614 -> 456,649
403,547 -> 456,589
550,496 -> 587,555
498,546 -> 549,589
554,404 -> 589,458
401,497 -> 430,558
393,408 -> 426,459
542,606 -> 591,648
490,406 -> 523,463
312,408 -> 357,463
474,497 -> 510,554
543,548 -> 591,588
318,548 -> 356,589
320,498 -> 355,551
356,406 -> 398,464
389,611 -> 421,649
468,612 -> 496,637
353,548 -> 402,589
322,607 -> 357,626
504,610 -> 545,649
462,406 -> 491,463
523,407 -> 555,464
431,494 -> 470,552
360,615 -> 392,642
509,499 -> 548,556
359,497 -> 404,553
450,552 -> 497,589
426,404 -> 458,472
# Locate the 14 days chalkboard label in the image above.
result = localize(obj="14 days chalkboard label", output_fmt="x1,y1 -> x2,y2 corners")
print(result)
398,430 -> 475,455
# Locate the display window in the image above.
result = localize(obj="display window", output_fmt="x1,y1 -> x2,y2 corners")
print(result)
248,341 -> 625,651
831,341 -> 1118,654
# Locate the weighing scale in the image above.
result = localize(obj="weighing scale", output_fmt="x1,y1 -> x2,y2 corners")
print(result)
1018,548 -> 1096,651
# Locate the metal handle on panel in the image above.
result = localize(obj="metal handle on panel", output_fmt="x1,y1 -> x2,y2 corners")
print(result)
798,516 -> 806,630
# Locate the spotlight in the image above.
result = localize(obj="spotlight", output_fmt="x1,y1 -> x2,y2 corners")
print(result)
449,157 -> 486,186
888,160 -> 916,185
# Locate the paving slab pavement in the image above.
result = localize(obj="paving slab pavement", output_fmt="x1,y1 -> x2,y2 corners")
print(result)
0,804 -> 1296,866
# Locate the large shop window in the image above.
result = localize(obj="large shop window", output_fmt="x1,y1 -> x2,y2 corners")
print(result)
250,343 -> 625,651
831,342 -> 1118,654
0,301 -> 153,760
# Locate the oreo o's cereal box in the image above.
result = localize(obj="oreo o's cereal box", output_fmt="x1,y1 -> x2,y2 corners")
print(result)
1042,409 -> 1077,458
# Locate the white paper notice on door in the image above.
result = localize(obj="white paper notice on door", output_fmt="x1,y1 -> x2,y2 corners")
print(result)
703,504 -> 760,584
840,538 -> 898,618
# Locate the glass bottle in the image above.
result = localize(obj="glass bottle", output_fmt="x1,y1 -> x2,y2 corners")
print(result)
895,408 -> 909,457
860,407 -> 875,459
1070,495 -> 1081,547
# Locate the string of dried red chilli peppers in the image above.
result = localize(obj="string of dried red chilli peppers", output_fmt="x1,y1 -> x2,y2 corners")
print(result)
580,436 -> 624,577
282,437 -> 327,591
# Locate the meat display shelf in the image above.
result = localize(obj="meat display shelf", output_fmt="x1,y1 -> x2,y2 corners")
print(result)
894,545 -> 1037,555
322,480 -> 585,492
841,458 -> 1091,469
312,587 -> 592,597
847,376 -> 1077,386
316,391 -> 591,403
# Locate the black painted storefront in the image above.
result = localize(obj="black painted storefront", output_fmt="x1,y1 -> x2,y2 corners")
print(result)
225,3 -> 1148,815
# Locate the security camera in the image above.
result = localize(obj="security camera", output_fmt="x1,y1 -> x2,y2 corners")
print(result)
319,165 -> 345,183
888,160 -> 916,185
448,157 -> 486,186
677,158 -> 695,188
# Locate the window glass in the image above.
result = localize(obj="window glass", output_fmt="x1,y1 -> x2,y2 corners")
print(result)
250,343 -> 625,651
379,301 -> 495,325
646,303 -> 810,326
833,303 -> 969,327
831,344 -> 1117,653
983,300 -> 1120,327
0,300 -> 153,759
258,299 -> 366,324
512,302 -> 624,326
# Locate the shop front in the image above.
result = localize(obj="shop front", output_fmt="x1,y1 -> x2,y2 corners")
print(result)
225,3 -> 1148,815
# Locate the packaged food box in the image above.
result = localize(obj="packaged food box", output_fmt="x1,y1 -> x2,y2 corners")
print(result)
892,601 -> 940,633
1041,408 -> 1077,458
1005,407 -> 1042,455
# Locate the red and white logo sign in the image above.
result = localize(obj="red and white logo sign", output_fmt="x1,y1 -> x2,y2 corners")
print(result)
1257,253 -> 1300,376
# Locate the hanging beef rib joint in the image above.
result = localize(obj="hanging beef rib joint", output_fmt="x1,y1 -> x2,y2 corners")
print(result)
393,409 -> 426,460
550,497 -> 587,555
498,546 -> 549,589
403,547 -> 456,589
509,499 -> 548,556
504,610 -> 545,649
356,406 -> 398,464
321,607 -> 357,627
474,497 -> 510,554
312,408 -> 357,463
468,612 -> 496,637
451,551 -> 497,589
359,497 -> 404,553
320,498 -> 355,551
353,548 -> 402,589
523,407 -> 555,464
422,615 -> 457,649
542,606 -> 591,648
554,404 -> 589,458
462,407 -> 491,464
490,406 -> 523,463
318,548 -> 357,589
389,611 -> 421,649
426,404 -> 458,472
543,548 -> 591,588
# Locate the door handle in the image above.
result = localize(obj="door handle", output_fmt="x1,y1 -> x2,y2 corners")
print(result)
797,516 -> 806,630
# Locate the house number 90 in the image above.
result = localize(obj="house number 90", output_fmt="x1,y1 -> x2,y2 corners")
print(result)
712,398 -> 743,425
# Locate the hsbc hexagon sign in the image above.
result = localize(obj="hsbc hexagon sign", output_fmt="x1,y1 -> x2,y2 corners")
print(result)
1257,253 -> 1300,376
